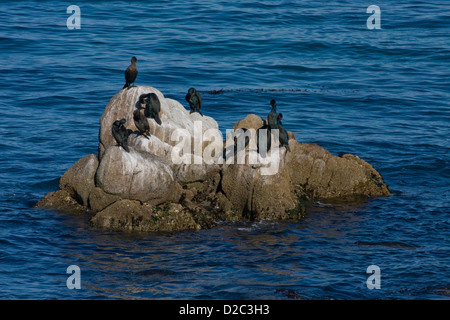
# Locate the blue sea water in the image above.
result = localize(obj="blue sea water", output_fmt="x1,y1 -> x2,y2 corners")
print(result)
0,0 -> 449,300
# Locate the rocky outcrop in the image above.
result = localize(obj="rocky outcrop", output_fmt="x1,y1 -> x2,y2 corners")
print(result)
285,141 -> 390,199
36,86 -> 390,232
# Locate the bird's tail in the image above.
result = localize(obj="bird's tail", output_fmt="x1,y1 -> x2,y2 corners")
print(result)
198,110 -> 204,117
123,83 -> 129,89
153,113 -> 162,125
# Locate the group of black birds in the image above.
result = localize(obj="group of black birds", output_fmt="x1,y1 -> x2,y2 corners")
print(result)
112,57 -> 203,152
113,56 -> 290,155
111,91 -> 162,153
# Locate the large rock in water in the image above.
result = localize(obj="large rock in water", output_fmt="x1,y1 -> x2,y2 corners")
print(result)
36,86 -> 390,232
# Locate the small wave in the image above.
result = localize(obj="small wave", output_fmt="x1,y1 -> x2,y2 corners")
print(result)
236,219 -> 279,232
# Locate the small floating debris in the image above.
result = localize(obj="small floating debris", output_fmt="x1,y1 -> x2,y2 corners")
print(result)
208,89 -> 223,95
275,288 -> 303,299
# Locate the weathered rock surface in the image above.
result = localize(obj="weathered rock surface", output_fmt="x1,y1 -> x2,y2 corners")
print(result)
36,190 -> 86,214
285,141 -> 390,199
232,113 -> 264,131
87,187 -> 122,213
95,146 -> 181,205
90,200 -> 200,232
36,86 -> 390,232
59,154 -> 98,207
221,157 -> 299,221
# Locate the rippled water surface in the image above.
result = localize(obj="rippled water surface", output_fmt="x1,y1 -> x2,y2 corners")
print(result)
0,1 -> 449,299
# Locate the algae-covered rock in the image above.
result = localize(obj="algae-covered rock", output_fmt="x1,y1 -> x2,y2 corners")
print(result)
90,199 -> 200,232
36,190 -> 86,214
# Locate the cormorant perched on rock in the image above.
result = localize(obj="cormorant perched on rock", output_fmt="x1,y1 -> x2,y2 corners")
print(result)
278,124 -> 290,152
112,119 -> 133,152
141,92 -> 161,125
139,93 -> 162,125
185,88 -> 203,116
275,113 -> 290,152
133,108 -> 150,139
267,99 -> 278,129
123,56 -> 138,89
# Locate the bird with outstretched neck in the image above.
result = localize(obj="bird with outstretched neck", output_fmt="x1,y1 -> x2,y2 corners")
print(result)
267,99 -> 278,130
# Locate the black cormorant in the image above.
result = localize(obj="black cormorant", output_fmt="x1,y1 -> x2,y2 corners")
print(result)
139,93 -> 162,125
267,99 -> 278,129
112,118 -> 132,152
185,88 -> 203,116
278,124 -> 291,152
275,112 -> 290,152
133,108 -> 150,139
123,56 -> 138,89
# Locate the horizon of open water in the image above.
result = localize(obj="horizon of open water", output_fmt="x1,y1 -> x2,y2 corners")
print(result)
0,0 -> 449,299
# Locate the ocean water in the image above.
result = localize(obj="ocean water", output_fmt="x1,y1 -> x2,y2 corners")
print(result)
0,0 -> 449,300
